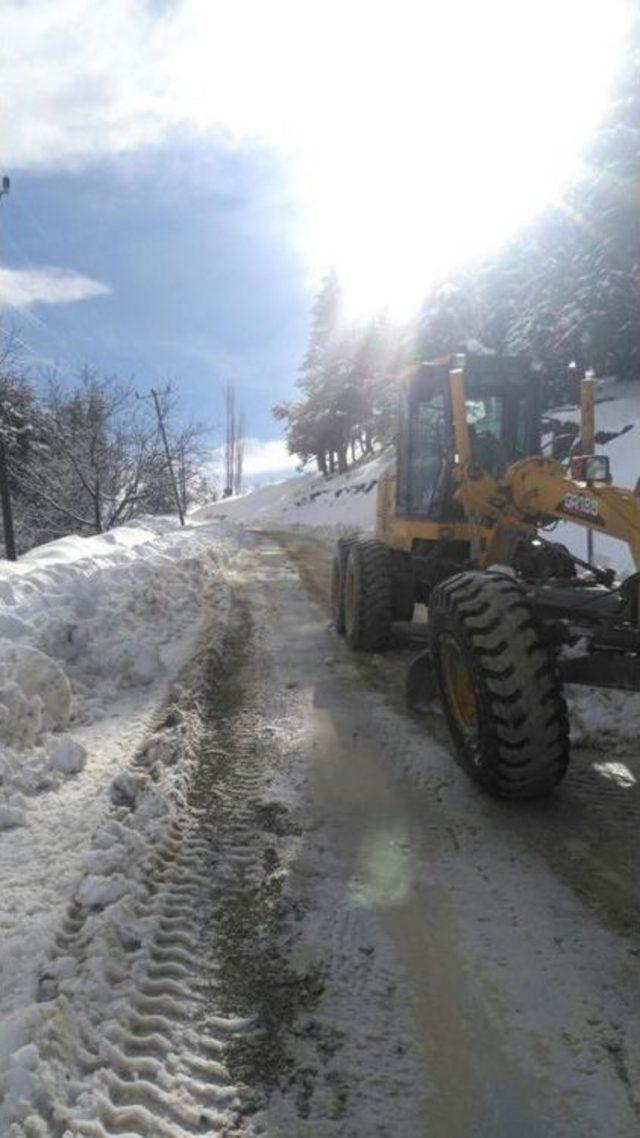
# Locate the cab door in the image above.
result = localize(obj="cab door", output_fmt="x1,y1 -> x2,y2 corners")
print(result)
396,386 -> 450,518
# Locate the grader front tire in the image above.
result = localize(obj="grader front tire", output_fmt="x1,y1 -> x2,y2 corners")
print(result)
428,571 -> 569,799
344,540 -> 392,652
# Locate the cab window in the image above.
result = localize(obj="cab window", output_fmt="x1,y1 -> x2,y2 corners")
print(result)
466,395 -> 508,476
407,394 -> 446,514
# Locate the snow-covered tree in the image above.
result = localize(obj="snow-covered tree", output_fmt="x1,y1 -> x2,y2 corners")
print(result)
0,367 -> 210,554
276,276 -> 405,473
411,21 -> 639,397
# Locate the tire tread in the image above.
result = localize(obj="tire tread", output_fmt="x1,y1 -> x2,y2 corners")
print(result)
345,540 -> 392,651
429,570 -> 569,798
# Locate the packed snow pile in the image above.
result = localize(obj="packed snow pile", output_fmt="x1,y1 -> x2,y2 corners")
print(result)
0,512 -> 230,1074
0,673 -> 207,1131
0,518 -> 228,829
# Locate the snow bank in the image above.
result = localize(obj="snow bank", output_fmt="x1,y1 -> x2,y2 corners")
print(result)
0,517 -> 228,826
0,664 -> 207,1131
0,513 -> 230,1079
0,643 -> 71,745
193,450 -> 392,536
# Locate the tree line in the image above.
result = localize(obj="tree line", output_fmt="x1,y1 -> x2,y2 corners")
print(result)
276,16 -> 639,473
0,347 -> 213,555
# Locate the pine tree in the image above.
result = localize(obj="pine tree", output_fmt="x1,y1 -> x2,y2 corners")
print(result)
410,20 -> 639,395
279,270 -> 348,474
564,14 -> 640,377
298,269 -> 342,400
276,275 -> 407,471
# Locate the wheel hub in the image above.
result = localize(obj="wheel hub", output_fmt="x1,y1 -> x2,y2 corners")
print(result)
440,633 -> 478,742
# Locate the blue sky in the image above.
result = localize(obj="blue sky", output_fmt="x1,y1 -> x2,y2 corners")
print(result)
2,139 -> 310,456
0,0 -> 630,477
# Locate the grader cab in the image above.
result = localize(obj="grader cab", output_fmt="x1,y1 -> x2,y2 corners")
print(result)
331,355 -> 640,799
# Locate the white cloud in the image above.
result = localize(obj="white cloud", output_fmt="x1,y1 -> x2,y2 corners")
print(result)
1,2 -> 627,172
0,0 -> 630,312
242,438 -> 299,477
1,1 -> 171,169
0,265 -> 110,309
205,436 -> 299,483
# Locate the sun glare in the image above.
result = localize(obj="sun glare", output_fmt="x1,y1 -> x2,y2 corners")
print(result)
284,0 -> 631,319
6,0 -> 628,322
81,0 -> 629,321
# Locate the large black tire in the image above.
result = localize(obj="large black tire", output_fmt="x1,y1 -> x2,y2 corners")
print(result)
428,570 -> 569,799
331,538 -> 352,635
344,540 -> 392,651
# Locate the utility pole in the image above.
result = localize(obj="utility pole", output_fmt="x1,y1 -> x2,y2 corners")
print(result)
137,386 -> 185,526
234,409 -> 245,495
150,387 -> 185,527
224,383 -> 235,498
0,175 -> 17,561
224,384 -> 245,498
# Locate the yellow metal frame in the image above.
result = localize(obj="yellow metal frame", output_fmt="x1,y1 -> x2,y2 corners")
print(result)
450,367 -> 472,463
376,362 -> 640,572
376,466 -> 470,551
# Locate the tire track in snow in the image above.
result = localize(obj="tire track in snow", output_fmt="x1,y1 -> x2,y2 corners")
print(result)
5,594 -> 296,1138
6,551 -> 423,1138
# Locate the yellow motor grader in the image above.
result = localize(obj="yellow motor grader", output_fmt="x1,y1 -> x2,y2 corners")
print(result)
331,354 -> 640,798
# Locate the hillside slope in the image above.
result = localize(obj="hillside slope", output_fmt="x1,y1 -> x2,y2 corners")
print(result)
194,451 -> 391,535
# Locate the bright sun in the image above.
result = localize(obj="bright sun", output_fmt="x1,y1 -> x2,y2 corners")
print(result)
176,0 -> 630,319
281,0 -> 630,319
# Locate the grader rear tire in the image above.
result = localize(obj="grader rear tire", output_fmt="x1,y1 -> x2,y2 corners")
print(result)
392,555 -> 415,623
428,570 -> 569,799
344,540 -> 392,651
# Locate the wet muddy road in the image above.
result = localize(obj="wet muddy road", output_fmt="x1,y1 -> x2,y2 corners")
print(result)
273,529 -> 640,946
244,530 -> 640,1135
16,529 -> 640,1138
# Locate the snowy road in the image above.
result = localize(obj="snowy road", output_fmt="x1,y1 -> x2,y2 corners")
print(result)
243,532 -> 640,1135
3,527 -> 640,1136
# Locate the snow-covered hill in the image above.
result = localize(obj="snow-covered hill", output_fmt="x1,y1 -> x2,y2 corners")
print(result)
194,450 -> 391,536
198,379 -> 639,577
